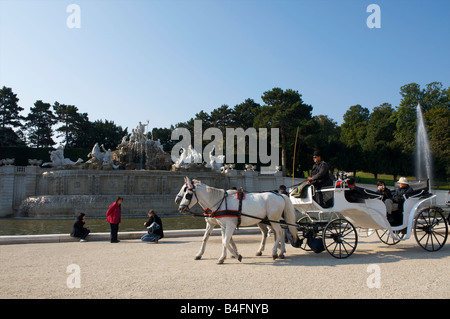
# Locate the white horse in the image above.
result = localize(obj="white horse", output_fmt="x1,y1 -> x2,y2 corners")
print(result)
87,143 -> 105,163
177,177 -> 300,264
174,182 -> 273,260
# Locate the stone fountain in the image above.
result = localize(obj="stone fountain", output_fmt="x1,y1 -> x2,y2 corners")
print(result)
0,122 -> 284,218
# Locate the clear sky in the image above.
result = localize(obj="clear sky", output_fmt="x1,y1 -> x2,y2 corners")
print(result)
1,0 -> 449,134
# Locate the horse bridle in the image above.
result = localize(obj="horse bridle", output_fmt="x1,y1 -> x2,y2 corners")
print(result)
178,183 -> 199,213
178,182 -> 227,215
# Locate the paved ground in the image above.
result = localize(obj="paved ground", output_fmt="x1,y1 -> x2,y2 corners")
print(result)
0,232 -> 448,299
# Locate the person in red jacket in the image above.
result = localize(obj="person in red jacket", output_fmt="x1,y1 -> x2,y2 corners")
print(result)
106,196 -> 123,243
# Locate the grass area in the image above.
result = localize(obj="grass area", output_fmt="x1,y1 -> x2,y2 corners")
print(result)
298,170 -> 449,190
352,172 -> 450,190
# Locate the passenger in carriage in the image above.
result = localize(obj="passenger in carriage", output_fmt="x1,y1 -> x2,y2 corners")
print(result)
376,180 -> 394,215
392,177 -> 414,205
389,177 -> 414,225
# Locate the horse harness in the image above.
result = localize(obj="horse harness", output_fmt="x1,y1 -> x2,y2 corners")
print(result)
183,183 -> 298,228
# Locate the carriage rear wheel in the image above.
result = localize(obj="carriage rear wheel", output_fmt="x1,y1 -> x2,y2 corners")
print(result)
414,207 -> 448,252
323,218 -> 358,259
376,228 -> 406,245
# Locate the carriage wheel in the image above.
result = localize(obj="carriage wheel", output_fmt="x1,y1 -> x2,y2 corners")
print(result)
323,218 -> 358,259
414,207 -> 448,252
296,216 -> 313,251
376,228 -> 406,245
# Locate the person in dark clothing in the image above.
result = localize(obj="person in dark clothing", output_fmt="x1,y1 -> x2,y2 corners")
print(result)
389,177 -> 414,225
70,213 -> 90,242
307,151 -> 333,207
307,151 -> 333,189
376,180 -> 396,218
278,185 -> 288,195
141,210 -> 164,243
392,177 -> 414,205
376,180 -> 392,201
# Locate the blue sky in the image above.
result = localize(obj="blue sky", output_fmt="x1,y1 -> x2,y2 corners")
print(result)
1,0 -> 449,134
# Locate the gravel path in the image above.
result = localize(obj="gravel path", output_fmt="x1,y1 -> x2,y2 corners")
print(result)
0,233 -> 448,299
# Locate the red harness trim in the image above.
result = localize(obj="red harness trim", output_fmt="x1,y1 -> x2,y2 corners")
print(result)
202,208 -> 212,217
210,209 -> 241,219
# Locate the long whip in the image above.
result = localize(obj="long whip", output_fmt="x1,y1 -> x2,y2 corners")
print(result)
292,126 -> 300,185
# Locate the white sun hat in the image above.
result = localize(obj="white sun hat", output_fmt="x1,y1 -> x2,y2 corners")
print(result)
397,177 -> 409,184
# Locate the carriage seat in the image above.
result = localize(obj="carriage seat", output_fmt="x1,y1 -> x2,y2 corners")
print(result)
344,186 -> 380,203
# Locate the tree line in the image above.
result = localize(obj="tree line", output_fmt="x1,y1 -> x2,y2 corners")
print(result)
1,82 -> 449,181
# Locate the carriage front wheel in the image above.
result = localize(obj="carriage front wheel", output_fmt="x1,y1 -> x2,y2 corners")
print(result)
414,207 -> 448,252
323,218 -> 358,259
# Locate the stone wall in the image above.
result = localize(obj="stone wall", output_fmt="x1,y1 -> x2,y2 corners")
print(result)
0,166 -> 285,218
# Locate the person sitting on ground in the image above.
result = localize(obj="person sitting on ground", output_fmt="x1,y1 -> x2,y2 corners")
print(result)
141,210 -> 164,243
70,213 -> 90,242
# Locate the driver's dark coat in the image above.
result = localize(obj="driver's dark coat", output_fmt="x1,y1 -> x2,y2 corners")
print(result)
310,160 -> 332,189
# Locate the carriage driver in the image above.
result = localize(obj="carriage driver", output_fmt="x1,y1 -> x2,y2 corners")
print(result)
307,151 -> 333,190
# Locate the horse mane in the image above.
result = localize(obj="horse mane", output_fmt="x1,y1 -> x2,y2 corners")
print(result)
193,179 -> 225,203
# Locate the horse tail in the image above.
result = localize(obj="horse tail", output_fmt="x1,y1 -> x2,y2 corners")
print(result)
281,194 -> 301,248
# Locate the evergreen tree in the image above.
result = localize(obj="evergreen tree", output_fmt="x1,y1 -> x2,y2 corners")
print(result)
256,88 -> 312,174
0,86 -> 25,146
53,102 -> 84,147
25,100 -> 57,148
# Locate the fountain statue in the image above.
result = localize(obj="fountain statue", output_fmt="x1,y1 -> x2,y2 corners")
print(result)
86,143 -> 119,169
172,145 -> 203,170
42,146 -> 83,168
114,121 -> 172,170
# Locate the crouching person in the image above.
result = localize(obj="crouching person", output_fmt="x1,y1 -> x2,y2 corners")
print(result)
141,210 -> 164,243
71,213 -> 90,242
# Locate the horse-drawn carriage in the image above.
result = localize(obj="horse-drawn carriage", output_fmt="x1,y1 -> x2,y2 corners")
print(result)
289,177 -> 448,258
175,176 -> 448,263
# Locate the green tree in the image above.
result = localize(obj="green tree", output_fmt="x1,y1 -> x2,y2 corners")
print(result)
256,88 -> 312,174
393,81 -> 450,178
151,126 -> 175,152
425,107 -> 450,178
209,104 -> 233,130
394,83 -> 424,154
25,100 -> 57,148
0,86 -> 25,146
53,102 -> 93,148
230,98 -> 261,129
88,119 -> 128,150
362,103 -> 397,181
340,104 -> 370,176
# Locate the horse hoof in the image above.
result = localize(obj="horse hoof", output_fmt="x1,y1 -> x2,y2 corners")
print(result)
237,255 -> 242,262
279,254 -> 285,259
255,252 -> 262,256
272,255 -> 278,260
194,256 -> 202,260
217,259 -> 225,265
